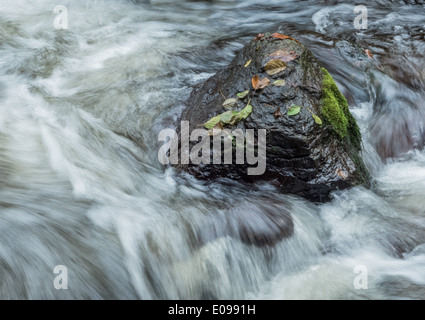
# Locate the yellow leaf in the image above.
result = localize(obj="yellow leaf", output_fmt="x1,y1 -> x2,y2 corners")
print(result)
244,59 -> 252,68
264,59 -> 287,76
313,114 -> 322,125
307,108 -> 322,125
273,80 -> 286,87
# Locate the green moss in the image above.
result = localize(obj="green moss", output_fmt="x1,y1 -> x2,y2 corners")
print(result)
320,67 -> 361,150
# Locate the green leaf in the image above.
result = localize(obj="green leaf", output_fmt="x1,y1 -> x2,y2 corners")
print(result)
204,104 -> 253,129
222,98 -> 238,109
273,80 -> 286,87
287,105 -> 301,116
204,115 -> 221,129
230,104 -> 252,125
307,108 -> 323,125
312,114 -> 322,125
237,90 -> 249,99
238,104 -> 252,120
207,122 -> 224,136
220,110 -> 239,124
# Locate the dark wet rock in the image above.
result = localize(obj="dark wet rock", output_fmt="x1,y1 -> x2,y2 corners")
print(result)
230,200 -> 294,247
195,197 -> 294,247
175,32 -> 370,202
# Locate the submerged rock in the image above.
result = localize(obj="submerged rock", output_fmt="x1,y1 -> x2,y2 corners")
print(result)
175,32 -> 370,202
196,198 -> 294,247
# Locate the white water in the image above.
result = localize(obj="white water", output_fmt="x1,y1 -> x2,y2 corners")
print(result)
1,0 -> 425,299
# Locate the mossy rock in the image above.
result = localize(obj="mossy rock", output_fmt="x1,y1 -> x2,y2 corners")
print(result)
321,67 -> 361,150
175,32 -> 370,202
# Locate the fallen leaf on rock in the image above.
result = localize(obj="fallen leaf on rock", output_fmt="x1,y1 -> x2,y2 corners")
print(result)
264,59 -> 287,76
220,110 -> 239,124
254,33 -> 265,41
252,75 -> 259,90
204,115 -> 221,129
312,113 -> 322,125
222,98 -> 238,109
232,104 -> 252,124
336,169 -> 348,179
269,49 -> 299,62
204,103 -> 253,129
244,59 -> 252,67
237,90 -> 249,99
364,49 -> 373,58
271,33 -> 291,40
307,108 -> 323,125
287,105 -> 301,116
271,33 -> 301,44
208,122 -> 224,136
273,80 -> 286,87
274,107 -> 282,118
252,75 -> 270,90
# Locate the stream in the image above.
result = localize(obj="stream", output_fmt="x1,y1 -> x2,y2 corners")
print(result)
0,0 -> 425,299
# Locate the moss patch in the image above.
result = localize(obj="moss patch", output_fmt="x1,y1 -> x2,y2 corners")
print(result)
320,67 -> 361,150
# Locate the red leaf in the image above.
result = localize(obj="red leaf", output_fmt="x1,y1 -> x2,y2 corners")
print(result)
271,33 -> 301,44
271,33 -> 291,40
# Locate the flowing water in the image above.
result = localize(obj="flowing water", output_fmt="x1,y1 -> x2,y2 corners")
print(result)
1,0 -> 425,299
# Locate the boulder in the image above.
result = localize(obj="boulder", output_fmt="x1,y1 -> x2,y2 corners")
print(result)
175,32 -> 370,202
195,197 -> 294,247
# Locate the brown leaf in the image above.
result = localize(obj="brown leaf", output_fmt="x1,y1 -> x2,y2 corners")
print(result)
274,107 -> 282,118
254,33 -> 265,41
336,169 -> 348,179
264,59 -> 287,76
364,49 -> 373,59
252,75 -> 259,90
269,50 -> 299,62
259,77 -> 270,89
252,75 -> 270,90
271,33 -> 292,40
271,33 -> 301,44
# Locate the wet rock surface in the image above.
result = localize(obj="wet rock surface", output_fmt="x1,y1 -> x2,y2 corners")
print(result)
176,32 -> 370,202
